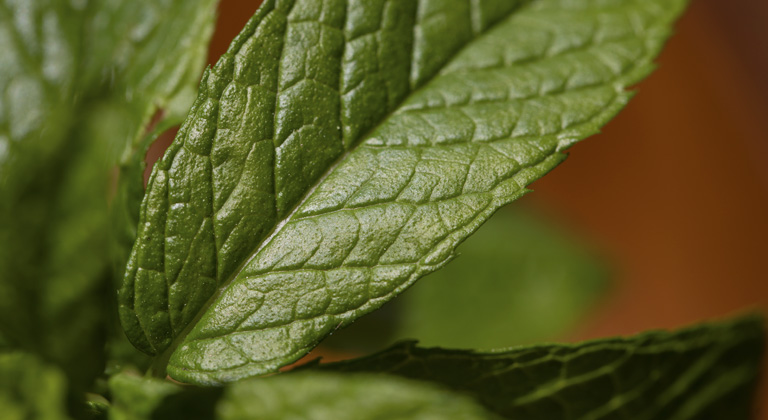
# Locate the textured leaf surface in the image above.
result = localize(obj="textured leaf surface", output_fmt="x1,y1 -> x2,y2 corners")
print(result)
0,0 -> 218,388
0,352 -> 71,420
119,0 -> 688,384
312,316 -> 765,419
326,206 -> 608,351
217,372 -> 498,420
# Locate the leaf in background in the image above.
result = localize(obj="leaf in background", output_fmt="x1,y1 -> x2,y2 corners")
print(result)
312,315 -> 765,419
395,205 -> 608,348
0,0 -> 83,352
217,372 -> 499,420
0,352 -> 72,420
120,0 -> 688,384
108,371 -> 497,420
108,372 -> 222,420
0,0 -> 219,390
0,0 -> 110,390
323,205 -> 608,352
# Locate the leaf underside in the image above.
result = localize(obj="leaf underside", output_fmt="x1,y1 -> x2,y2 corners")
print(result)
312,316 -> 765,420
119,0 -> 688,384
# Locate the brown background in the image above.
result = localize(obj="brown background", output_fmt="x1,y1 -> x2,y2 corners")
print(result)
163,0 -> 768,416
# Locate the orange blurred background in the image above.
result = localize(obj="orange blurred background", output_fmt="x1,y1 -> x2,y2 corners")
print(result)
155,0 -> 768,416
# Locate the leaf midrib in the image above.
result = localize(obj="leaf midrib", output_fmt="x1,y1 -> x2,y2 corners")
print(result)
151,0 -> 531,374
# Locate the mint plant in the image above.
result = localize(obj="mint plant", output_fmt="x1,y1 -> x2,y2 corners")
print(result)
0,0 -> 763,418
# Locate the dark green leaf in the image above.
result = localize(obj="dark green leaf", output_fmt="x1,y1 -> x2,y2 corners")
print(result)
120,0 -> 688,384
311,315 -> 765,419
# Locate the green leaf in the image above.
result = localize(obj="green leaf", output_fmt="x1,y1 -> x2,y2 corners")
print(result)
311,315 -> 765,419
0,0 -> 219,389
217,372 -> 499,420
120,0 -> 688,384
324,205 -> 608,351
0,352 -> 72,420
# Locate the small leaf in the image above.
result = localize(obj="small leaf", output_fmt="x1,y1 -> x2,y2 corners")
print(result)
217,372 -> 499,420
108,372 -> 222,420
120,0 -> 688,384
0,352 -> 72,420
311,315 -> 765,419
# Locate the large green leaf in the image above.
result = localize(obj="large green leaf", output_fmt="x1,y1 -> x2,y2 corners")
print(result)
311,316 -> 765,419
120,0 -> 688,384
0,0 -> 218,389
0,352 -> 72,420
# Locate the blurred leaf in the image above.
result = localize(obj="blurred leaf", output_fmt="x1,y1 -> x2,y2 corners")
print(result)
0,0 -> 109,390
218,372 -> 499,420
108,371 -> 497,420
0,352 -> 72,420
0,0 -> 219,391
396,206 -> 608,347
325,205 -> 608,351
312,315 -> 764,419
108,372 -> 222,420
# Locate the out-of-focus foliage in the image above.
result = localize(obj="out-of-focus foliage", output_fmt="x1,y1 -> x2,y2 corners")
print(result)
0,0 -> 218,396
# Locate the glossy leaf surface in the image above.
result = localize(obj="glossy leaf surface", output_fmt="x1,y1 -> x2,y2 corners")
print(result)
119,0 -> 688,384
